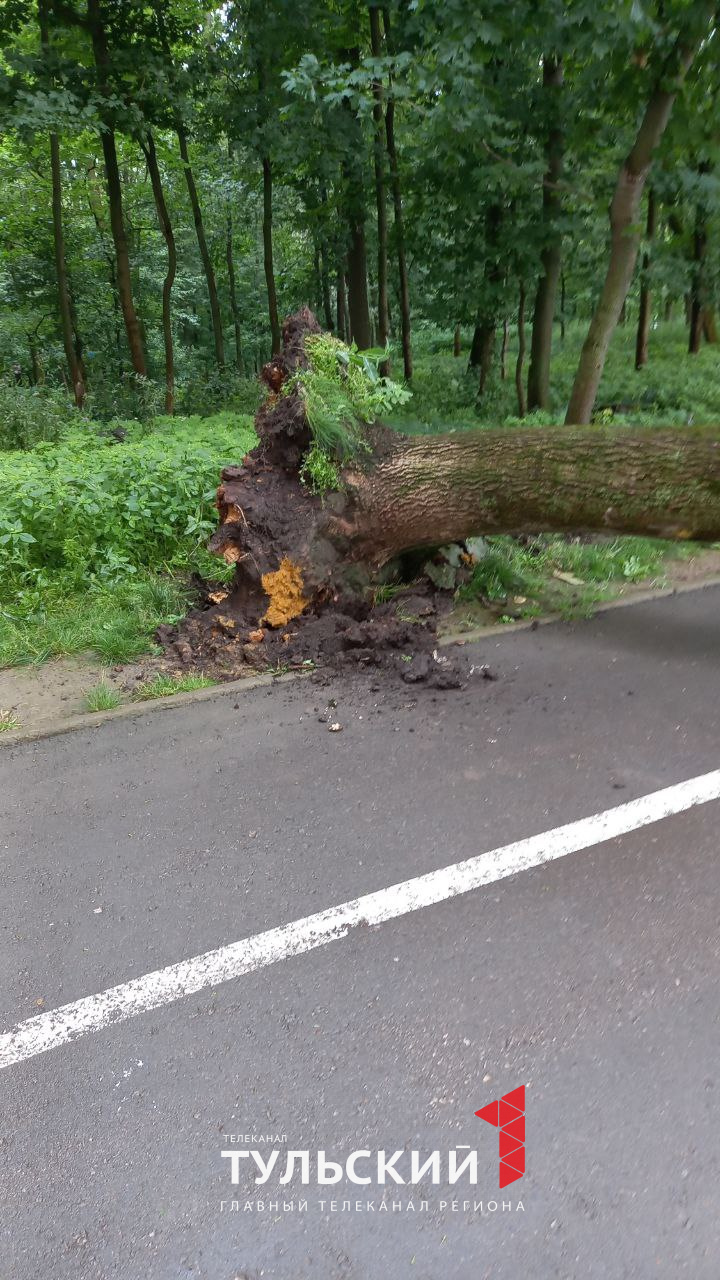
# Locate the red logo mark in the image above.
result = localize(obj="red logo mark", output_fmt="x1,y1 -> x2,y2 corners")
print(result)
475,1085 -> 525,1188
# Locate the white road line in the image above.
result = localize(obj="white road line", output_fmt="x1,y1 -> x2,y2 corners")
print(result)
2,768 -> 719,1071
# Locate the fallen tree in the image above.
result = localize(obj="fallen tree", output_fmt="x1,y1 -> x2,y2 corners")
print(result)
207,310 -> 720,634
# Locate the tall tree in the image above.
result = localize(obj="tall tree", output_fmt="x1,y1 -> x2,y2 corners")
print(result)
87,0 -> 147,376
566,9 -> 711,424
140,131 -> 176,411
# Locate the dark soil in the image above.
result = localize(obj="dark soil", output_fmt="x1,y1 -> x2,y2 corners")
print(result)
157,579 -> 471,690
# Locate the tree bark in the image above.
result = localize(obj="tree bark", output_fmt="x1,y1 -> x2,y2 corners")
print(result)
635,186 -> 657,369
515,284 -> 527,417
527,56 -> 564,411
142,132 -> 176,413
262,156 -> 282,355
565,32 -> 704,425
87,0 -> 146,376
346,220 -> 372,349
453,323 -> 462,357
369,6 -> 389,369
336,271 -> 349,341
226,144 -> 244,372
383,6 -> 412,379
468,321 -> 495,395
177,125 -> 225,368
226,210 -> 244,372
688,162 -> 712,354
39,0 -> 85,404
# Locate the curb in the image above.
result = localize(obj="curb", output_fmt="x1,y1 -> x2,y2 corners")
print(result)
3,575 -> 720,748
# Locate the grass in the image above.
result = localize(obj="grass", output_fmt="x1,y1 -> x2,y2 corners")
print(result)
453,533 -> 693,623
83,680 -> 123,712
0,708 -> 20,732
133,673 -> 216,701
0,573 -> 189,667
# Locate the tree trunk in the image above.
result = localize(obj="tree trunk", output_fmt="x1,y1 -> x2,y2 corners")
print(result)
177,125 -> 225,368
527,55 -> 564,411
87,0 -> 146,377
469,321 -> 495,397
635,186 -> 657,369
39,0 -> 85,404
262,156 -> 282,355
369,6 -> 389,369
142,132 -> 176,413
560,272 -> 566,340
226,144 -> 244,373
346,221 -> 372,350
226,210 -> 244,372
453,323 -> 461,357
336,270 -> 348,341
515,284 -> 527,417
500,318 -> 508,379
383,7 -> 412,380
565,33 -> 704,425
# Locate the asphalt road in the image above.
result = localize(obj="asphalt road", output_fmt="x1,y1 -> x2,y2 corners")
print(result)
1,587 -> 720,1279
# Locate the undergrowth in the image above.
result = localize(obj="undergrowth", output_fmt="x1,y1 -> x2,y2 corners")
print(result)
0,411 -> 256,666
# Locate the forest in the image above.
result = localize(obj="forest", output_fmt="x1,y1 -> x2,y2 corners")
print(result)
1,0 -> 720,692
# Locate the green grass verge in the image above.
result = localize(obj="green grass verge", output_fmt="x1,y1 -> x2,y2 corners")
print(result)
133,673 -> 216,701
454,534 -> 694,622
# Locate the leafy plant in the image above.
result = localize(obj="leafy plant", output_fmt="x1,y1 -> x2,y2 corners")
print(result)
288,333 -> 412,463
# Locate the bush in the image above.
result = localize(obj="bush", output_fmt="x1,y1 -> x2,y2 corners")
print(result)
0,383 -> 84,450
0,410 -> 256,599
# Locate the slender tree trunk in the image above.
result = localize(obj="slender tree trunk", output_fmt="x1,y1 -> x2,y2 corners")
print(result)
515,284 -> 527,417
527,56 -> 564,411
689,221 -> 707,354
565,33 -> 703,425
500,318 -> 508,379
226,143 -> 244,372
664,296 -> 674,321
469,322 -> 495,396
453,323 -> 462,357
688,162 -> 712,354
560,272 -> 566,340
337,271 -> 348,341
262,156 -> 282,355
383,7 -> 412,379
39,0 -> 85,404
142,132 -> 176,413
177,125 -> 225,367
346,221 -> 372,349
369,6 -> 389,369
635,186 -> 657,369
87,0 -> 146,377
226,211 -> 244,372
